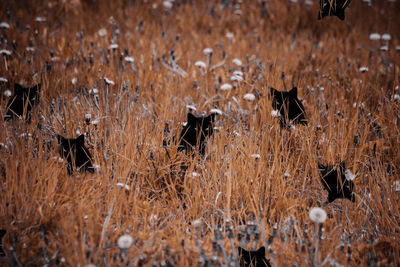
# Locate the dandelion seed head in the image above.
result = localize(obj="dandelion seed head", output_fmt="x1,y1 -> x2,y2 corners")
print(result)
35,17 -> 46,22
0,49 -> 11,56
210,108 -> 222,115
271,110 -> 280,117
203,47 -> 213,55
309,207 -> 327,224
230,75 -> 243,82
226,32 -> 234,42
98,28 -> 107,37
186,105 -> 196,111
345,169 -> 356,181
0,22 -> 10,29
380,45 -> 388,51
232,58 -> 243,66
124,56 -> 134,62
163,1 -> 173,9
89,88 -> 98,94
220,83 -> 232,91
116,182 -> 130,190
191,172 -> 200,177
117,235 -> 133,249
381,33 -> 391,41
104,77 -> 115,85
108,43 -> 118,50
369,33 -> 381,40
243,93 -> 255,101
4,89 -> 11,97
194,60 -> 206,68
233,70 -> 243,77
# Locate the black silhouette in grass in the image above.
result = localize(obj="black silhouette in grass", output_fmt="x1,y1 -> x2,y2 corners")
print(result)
238,246 -> 271,267
57,134 -> 94,175
318,162 -> 355,204
178,112 -> 215,155
0,229 -> 5,257
270,87 -> 307,128
318,0 -> 351,21
4,83 -> 41,122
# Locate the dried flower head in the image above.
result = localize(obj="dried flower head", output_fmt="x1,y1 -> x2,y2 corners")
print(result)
381,33 -> 391,41
244,93 -> 255,101
210,108 -> 222,115
220,83 -> 232,91
369,33 -> 381,41
98,28 -> 107,37
117,235 -> 133,249
195,60 -> 206,68
203,47 -> 213,55
0,22 -> 10,29
309,207 -> 327,224
104,77 -> 115,85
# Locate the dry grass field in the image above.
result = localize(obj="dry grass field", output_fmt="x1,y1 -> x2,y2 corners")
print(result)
0,0 -> 399,266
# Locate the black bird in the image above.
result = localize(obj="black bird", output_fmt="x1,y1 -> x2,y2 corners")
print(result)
270,86 -> 307,128
318,0 -> 351,21
4,83 -> 41,122
57,134 -> 94,175
238,246 -> 271,267
318,161 -> 355,203
178,112 -> 215,155
0,229 -> 6,257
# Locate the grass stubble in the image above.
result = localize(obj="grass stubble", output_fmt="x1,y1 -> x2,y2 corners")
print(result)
0,0 -> 399,266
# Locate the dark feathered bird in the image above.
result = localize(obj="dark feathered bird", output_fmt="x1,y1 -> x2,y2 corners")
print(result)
318,161 -> 355,203
270,86 -> 307,128
318,0 -> 351,20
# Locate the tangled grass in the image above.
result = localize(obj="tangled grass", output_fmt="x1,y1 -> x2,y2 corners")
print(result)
0,0 -> 399,266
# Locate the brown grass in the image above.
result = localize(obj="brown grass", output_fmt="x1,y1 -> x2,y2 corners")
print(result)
0,0 -> 399,266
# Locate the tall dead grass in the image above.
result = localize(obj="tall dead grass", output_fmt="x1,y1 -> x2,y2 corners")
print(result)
0,0 -> 399,266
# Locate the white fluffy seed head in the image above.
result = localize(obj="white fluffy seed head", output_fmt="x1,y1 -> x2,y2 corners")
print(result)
98,28 -> 107,37
369,33 -> 381,40
271,110 -> 280,117
220,83 -> 232,91
359,67 -> 368,73
124,56 -> 134,62
381,33 -> 391,41
117,235 -> 133,249
232,58 -> 243,66
0,22 -> 10,29
104,77 -> 115,85
203,47 -> 213,55
243,93 -> 255,101
309,207 -> 327,224
210,108 -> 222,115
194,60 -> 207,68
4,89 -> 12,97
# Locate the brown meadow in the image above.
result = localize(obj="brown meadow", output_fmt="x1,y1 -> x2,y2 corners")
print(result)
0,0 -> 399,266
